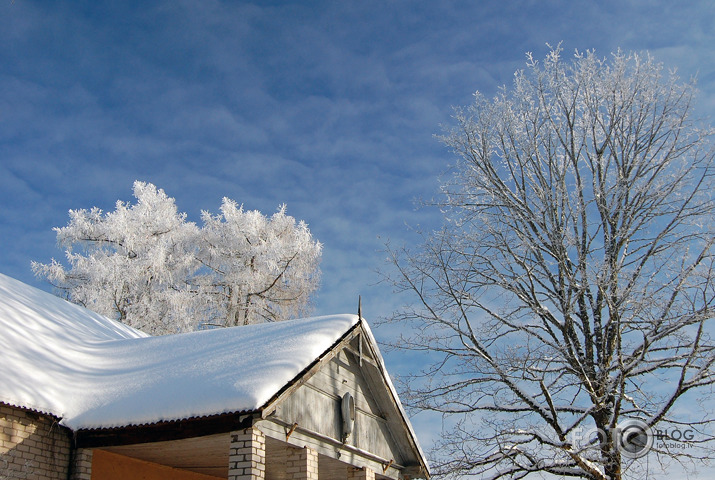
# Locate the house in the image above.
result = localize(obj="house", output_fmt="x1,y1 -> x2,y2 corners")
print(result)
0,273 -> 430,480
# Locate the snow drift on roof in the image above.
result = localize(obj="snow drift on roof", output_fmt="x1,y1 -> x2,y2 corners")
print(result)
0,273 -> 359,430
0,273 -> 147,417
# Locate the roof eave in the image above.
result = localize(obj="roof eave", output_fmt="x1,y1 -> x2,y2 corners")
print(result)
74,410 -> 261,449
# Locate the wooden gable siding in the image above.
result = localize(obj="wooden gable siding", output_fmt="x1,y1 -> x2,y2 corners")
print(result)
273,346 -> 405,466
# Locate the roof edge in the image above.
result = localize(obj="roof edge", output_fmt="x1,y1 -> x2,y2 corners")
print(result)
75,410 -> 260,448
357,317 -> 432,478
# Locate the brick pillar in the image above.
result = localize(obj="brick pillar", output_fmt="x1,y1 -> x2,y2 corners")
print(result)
348,466 -> 375,480
286,446 -> 319,480
229,427 -> 266,480
70,448 -> 93,480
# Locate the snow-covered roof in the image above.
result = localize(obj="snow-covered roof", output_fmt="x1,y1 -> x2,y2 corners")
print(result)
0,273 -> 359,430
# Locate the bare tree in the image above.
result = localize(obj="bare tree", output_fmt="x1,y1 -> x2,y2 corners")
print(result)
385,46 -> 715,480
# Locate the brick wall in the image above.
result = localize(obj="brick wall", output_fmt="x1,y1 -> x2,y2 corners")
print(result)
286,446 -> 319,480
229,427 -> 266,480
0,403 -> 71,479
70,448 -> 93,480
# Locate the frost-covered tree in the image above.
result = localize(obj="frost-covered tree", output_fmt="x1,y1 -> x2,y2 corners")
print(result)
196,199 -> 321,327
32,182 -> 199,334
386,47 -> 715,480
33,181 -> 322,335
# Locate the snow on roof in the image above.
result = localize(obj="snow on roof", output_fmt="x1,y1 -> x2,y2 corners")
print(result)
0,273 -> 359,430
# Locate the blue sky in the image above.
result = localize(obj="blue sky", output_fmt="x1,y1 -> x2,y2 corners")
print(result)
2,1 -> 715,476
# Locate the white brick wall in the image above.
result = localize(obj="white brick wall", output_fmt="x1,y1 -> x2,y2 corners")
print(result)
286,446 -> 319,480
348,466 -> 376,480
69,448 -> 93,480
229,427 -> 266,480
0,403 -> 71,479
